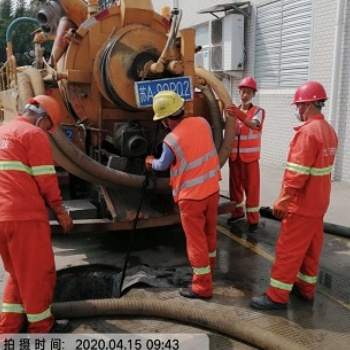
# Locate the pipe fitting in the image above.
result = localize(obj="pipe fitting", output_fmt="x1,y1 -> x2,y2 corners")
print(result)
36,0 -> 68,35
147,61 -> 164,74
36,1 -> 66,26
167,60 -> 183,75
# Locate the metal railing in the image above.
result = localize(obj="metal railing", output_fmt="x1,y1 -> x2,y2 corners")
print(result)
0,55 -> 18,93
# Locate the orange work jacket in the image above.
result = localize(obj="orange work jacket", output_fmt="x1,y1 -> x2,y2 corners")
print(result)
164,116 -> 221,203
284,114 -> 338,217
0,116 -> 63,221
230,105 -> 265,163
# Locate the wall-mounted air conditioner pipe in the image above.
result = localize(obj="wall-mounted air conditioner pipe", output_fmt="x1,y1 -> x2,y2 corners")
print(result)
328,0 -> 346,179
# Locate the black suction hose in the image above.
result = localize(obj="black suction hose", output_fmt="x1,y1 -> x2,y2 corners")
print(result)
259,206 -> 350,239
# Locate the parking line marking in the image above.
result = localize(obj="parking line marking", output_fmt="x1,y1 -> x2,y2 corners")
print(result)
217,225 -> 275,263
217,225 -> 350,311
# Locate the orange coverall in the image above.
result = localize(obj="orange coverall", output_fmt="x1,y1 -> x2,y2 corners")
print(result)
229,105 -> 265,225
0,116 -> 64,333
164,117 -> 221,297
267,114 -> 338,303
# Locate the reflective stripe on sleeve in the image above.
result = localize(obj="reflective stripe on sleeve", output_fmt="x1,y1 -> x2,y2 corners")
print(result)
285,162 -> 333,177
0,161 -> 56,177
31,165 -> 56,176
0,161 -> 32,174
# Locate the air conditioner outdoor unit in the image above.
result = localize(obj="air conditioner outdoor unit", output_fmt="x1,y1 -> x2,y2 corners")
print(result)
195,47 -> 210,71
210,13 -> 244,72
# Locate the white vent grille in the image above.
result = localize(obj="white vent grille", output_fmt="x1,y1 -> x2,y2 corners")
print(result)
211,46 -> 223,71
211,19 -> 223,45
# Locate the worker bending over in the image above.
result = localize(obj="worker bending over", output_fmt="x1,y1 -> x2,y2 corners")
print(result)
0,95 -> 73,333
145,91 -> 221,299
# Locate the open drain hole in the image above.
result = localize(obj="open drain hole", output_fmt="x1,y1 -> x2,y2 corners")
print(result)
54,264 -> 192,302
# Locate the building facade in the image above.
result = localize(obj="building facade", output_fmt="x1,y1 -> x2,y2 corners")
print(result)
153,0 -> 350,182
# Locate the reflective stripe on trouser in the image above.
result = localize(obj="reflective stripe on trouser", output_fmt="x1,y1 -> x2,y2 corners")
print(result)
0,278 -> 26,334
266,214 -> 324,303
228,158 -> 260,224
178,192 -> 219,297
0,221 -> 56,333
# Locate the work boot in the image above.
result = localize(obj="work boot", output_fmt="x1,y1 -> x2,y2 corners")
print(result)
50,319 -> 71,333
290,285 -> 314,302
179,288 -> 212,300
229,225 -> 244,238
246,223 -> 259,244
227,214 -> 245,226
250,294 -> 287,310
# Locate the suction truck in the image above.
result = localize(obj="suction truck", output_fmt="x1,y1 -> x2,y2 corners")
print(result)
0,0 -> 236,233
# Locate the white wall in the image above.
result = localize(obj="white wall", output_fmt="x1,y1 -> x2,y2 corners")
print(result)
152,0 -> 350,182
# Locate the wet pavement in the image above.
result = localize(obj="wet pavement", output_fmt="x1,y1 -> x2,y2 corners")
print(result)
1,216 -> 350,349
48,214 -> 350,349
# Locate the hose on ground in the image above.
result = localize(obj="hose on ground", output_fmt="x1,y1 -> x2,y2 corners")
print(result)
260,206 -> 350,239
52,298 -> 307,350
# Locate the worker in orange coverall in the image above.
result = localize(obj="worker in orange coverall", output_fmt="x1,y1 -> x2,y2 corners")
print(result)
250,81 -> 338,310
225,77 -> 265,243
0,95 -> 73,333
145,91 -> 221,299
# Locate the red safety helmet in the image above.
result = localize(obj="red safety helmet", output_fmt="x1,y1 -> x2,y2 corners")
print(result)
238,76 -> 258,92
28,95 -> 61,132
292,81 -> 328,105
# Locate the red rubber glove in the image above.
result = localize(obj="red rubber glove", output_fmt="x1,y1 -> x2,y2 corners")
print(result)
51,205 -> 73,234
225,104 -> 247,122
145,155 -> 154,171
272,188 -> 296,220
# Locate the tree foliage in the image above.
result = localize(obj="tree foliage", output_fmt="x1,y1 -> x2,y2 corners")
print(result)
0,0 -> 117,66
0,0 -> 43,66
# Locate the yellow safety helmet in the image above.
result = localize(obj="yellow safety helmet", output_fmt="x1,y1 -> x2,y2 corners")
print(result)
153,91 -> 184,121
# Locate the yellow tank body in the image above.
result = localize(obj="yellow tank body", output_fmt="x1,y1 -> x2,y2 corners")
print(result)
0,0 -> 235,233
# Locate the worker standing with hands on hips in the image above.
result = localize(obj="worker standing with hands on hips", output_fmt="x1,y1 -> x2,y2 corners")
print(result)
250,81 -> 338,310
0,95 -> 73,333
225,77 -> 265,243
145,91 -> 221,299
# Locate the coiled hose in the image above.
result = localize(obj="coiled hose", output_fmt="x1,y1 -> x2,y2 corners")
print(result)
52,297 -> 307,350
